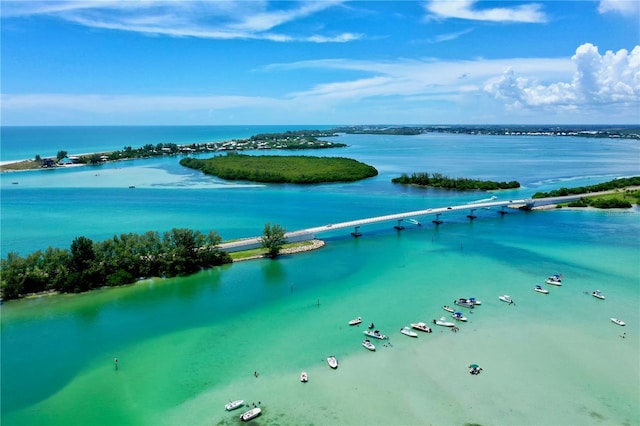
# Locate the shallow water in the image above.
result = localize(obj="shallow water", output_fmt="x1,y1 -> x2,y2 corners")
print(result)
1,128 -> 639,425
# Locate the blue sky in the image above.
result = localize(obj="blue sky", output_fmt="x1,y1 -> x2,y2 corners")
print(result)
1,0 -> 639,125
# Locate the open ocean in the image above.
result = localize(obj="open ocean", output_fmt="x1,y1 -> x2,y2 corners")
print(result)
1,126 -> 639,426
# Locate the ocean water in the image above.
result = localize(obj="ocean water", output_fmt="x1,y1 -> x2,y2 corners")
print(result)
1,127 -> 639,426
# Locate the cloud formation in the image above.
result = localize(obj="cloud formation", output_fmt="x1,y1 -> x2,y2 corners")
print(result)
598,0 -> 640,16
424,0 -> 547,23
1,0 -> 359,43
484,43 -> 640,110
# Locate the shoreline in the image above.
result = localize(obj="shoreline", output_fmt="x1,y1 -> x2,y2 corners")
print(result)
232,239 -> 326,262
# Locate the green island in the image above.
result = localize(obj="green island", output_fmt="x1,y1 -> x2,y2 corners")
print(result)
533,176 -> 640,209
392,172 -> 520,191
0,129 -> 345,172
180,153 -> 378,184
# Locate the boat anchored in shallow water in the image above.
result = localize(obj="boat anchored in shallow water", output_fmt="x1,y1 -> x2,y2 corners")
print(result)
349,316 -> 362,325
362,339 -> 376,351
240,407 -> 261,422
534,285 -> 549,294
433,317 -> 455,327
611,318 -> 625,326
499,295 -> 514,304
452,312 -> 468,321
400,326 -> 418,337
592,290 -> 605,300
454,298 -> 475,308
225,400 -> 244,411
363,329 -> 388,340
411,322 -> 432,333
327,356 -> 338,369
545,274 -> 563,286
443,305 -> 454,313
300,371 -> 308,382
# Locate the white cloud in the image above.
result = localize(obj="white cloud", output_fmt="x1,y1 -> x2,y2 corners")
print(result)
598,0 -> 640,16
424,0 -> 547,23
1,0 -> 360,43
484,43 -> 640,109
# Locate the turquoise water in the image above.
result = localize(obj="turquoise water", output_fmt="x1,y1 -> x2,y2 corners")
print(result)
1,127 -> 639,425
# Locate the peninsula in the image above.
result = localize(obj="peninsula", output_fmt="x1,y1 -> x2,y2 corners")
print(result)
0,129 -> 345,172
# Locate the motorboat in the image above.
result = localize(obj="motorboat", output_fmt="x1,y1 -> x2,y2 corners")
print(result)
469,364 -> 483,375
452,312 -> 468,321
468,297 -> 482,305
545,274 -> 562,286
499,295 -> 513,304
454,298 -> 475,308
363,330 -> 388,340
400,326 -> 418,337
611,318 -> 625,326
592,290 -> 605,300
433,317 -> 455,327
362,339 -> 376,351
327,356 -> 339,369
534,285 -> 549,294
411,322 -> 433,333
349,316 -> 362,326
225,400 -> 245,411
442,305 -> 454,313
240,407 -> 261,421
300,371 -> 308,382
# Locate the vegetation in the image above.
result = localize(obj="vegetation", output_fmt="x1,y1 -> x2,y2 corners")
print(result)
333,125 -> 640,140
532,176 -> 640,198
0,229 -> 231,300
261,223 -> 288,258
392,172 -> 520,191
566,197 -> 633,209
180,153 -> 378,184
1,130 -> 345,172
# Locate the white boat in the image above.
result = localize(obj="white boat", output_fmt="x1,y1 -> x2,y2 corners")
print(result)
362,339 -> 376,351
611,318 -> 625,326
592,290 -> 605,300
363,330 -> 388,340
349,316 -> 362,325
442,305 -> 454,313
400,326 -> 418,337
300,371 -> 308,382
452,312 -> 467,321
433,317 -> 455,327
225,399 -> 245,411
454,298 -> 475,308
545,274 -> 562,286
499,294 -> 513,304
411,322 -> 433,333
327,356 -> 338,369
240,407 -> 261,421
534,285 -> 549,294
468,297 -> 482,305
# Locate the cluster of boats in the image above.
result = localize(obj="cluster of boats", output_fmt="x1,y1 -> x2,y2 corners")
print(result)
224,400 -> 262,422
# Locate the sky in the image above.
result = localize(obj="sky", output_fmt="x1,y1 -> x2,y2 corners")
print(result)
1,0 -> 639,125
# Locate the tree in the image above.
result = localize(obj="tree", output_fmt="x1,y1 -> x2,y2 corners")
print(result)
261,223 -> 287,258
35,154 -> 42,162
57,150 -> 68,161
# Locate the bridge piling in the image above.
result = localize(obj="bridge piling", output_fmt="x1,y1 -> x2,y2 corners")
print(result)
394,219 -> 405,230
466,208 -> 477,220
432,213 -> 443,225
351,226 -> 362,237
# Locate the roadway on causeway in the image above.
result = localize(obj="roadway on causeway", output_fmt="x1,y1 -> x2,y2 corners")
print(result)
219,191 -> 619,252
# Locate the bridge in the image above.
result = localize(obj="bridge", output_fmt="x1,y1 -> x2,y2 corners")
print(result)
219,193 -> 595,252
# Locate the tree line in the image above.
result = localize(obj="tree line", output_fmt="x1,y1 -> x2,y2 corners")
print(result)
532,176 -> 640,198
392,172 -> 520,190
0,229 -> 231,300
